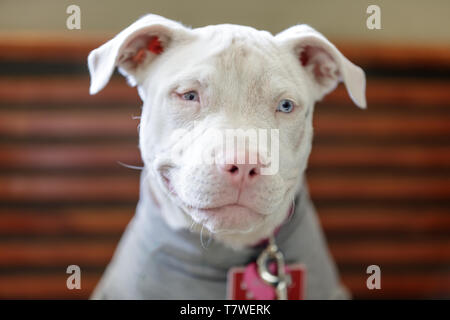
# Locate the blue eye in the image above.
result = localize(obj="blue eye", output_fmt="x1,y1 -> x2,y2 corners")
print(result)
182,91 -> 199,102
277,99 -> 294,113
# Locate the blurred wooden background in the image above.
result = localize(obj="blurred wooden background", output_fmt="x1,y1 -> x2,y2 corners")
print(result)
0,36 -> 449,299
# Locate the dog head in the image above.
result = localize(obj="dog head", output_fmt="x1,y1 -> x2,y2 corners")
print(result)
88,14 -> 366,249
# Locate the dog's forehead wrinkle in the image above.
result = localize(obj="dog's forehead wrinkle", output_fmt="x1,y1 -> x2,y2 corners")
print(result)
208,45 -> 278,114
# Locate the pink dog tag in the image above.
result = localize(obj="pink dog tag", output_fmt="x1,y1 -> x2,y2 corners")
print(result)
227,262 -> 306,300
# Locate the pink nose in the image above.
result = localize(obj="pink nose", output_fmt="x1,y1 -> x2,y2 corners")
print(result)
221,162 -> 261,186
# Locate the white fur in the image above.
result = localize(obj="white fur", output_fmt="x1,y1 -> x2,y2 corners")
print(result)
88,14 -> 366,249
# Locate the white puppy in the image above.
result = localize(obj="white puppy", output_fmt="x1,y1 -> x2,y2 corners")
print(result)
88,14 -> 366,299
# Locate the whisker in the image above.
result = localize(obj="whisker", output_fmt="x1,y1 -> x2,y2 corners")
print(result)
117,161 -> 144,170
189,220 -> 197,232
199,224 -> 213,249
200,224 -> 207,249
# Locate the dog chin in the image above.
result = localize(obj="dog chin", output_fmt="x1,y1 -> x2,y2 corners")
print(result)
159,176 -> 267,234
186,204 -> 266,234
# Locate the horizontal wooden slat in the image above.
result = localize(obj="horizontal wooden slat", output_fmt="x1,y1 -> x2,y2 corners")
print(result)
325,80 -> 450,106
0,242 -> 115,267
1,271 -> 448,299
314,113 -> 450,137
337,42 -> 450,69
1,207 -> 449,236
0,78 -> 449,106
0,207 -> 448,236
1,34 -> 449,69
0,174 -> 448,202
343,272 -> 450,299
310,145 -> 450,168
2,144 -> 449,170
0,110 -> 138,138
318,208 -> 450,233
0,273 -> 99,299
0,78 -> 139,104
0,239 -> 447,268
0,144 -> 142,169
0,208 -> 133,235
0,33 -> 107,63
0,175 -> 139,202
0,110 -> 448,139
330,240 -> 450,265
308,175 -> 450,200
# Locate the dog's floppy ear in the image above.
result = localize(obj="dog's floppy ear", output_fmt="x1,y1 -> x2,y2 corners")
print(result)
276,25 -> 366,108
88,14 -> 192,95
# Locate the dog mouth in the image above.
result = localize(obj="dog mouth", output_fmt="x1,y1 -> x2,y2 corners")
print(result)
160,173 -> 265,232
185,202 -> 261,217
185,203 -> 265,233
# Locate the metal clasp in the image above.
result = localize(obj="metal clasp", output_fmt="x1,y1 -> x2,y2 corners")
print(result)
256,236 -> 289,300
